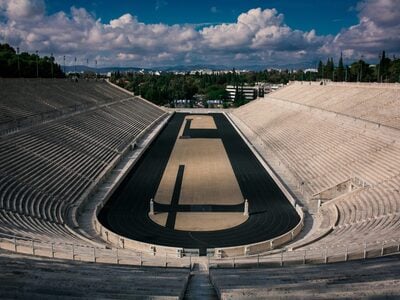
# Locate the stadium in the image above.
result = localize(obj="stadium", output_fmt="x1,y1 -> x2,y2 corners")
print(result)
1,77 -> 400,298
1,0 -> 400,298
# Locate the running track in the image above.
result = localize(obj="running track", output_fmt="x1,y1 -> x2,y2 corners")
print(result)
98,113 -> 300,254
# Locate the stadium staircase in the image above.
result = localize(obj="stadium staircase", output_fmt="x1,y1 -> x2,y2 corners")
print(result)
183,263 -> 218,300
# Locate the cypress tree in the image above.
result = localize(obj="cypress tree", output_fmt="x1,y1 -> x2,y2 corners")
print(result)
337,53 -> 344,82
318,60 -> 324,79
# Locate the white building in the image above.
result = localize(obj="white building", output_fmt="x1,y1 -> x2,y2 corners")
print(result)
226,85 -> 259,101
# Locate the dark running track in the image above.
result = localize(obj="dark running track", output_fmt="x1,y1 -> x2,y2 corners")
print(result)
98,113 -> 300,254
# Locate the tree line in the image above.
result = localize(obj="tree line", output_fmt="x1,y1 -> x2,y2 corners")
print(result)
317,51 -> 400,82
1,42 -> 399,104
111,52 -> 400,107
111,69 -> 308,107
0,43 -> 64,78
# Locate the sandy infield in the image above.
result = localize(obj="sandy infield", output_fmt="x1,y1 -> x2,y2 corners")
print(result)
174,213 -> 248,231
151,114 -> 246,231
189,115 -> 217,129
148,212 -> 168,227
154,138 -> 243,205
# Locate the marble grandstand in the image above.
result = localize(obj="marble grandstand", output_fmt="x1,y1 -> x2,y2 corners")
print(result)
1,79 -> 400,298
229,82 -> 400,258
0,79 -> 167,245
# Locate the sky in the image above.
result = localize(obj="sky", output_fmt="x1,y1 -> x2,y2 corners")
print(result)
0,0 -> 399,68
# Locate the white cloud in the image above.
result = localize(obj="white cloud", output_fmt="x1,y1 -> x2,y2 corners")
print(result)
200,7 -> 327,64
325,0 -> 400,59
1,0 -> 45,20
0,1 -> 399,67
357,0 -> 399,27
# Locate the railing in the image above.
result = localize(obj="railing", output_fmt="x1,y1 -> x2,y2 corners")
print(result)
213,205 -> 304,257
0,233 -> 191,268
94,217 -> 191,258
209,238 -> 400,268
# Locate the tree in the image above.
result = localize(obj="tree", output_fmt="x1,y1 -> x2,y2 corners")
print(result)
234,84 -> 247,107
317,60 -> 324,79
0,43 -> 64,78
350,59 -> 373,82
324,58 -> 334,80
378,51 -> 391,82
389,58 -> 400,82
205,85 -> 227,100
337,53 -> 344,82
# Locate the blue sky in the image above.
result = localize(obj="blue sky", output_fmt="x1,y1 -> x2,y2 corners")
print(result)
1,0 -> 399,68
46,0 -> 359,35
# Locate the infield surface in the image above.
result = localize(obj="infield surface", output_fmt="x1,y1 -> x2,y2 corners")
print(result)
99,113 -> 300,254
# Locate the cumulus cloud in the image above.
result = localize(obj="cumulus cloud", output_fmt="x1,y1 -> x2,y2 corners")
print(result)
0,4 -> 199,66
200,8 -> 328,65
324,0 -> 400,59
0,0 -> 45,20
0,1 -> 399,67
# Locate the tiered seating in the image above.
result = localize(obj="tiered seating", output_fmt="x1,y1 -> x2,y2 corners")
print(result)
231,82 -> 400,253
0,252 -> 189,299
271,81 -> 400,129
0,79 -> 131,132
210,255 -> 400,299
234,98 -> 400,195
0,80 -> 167,246
306,177 -> 400,250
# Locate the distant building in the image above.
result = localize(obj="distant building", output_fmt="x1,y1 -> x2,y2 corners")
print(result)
304,68 -> 318,73
263,83 -> 285,93
226,85 -> 262,101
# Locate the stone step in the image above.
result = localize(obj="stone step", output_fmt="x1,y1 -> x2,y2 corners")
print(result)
184,263 -> 218,300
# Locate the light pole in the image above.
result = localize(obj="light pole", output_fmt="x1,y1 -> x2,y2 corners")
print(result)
74,57 -> 77,76
16,47 -> 20,77
95,60 -> 98,80
51,53 -> 54,78
343,54 -> 348,82
63,55 -> 66,75
36,50 -> 39,78
378,54 -> 382,83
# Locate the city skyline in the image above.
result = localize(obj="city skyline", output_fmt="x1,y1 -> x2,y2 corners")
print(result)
0,0 -> 399,68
